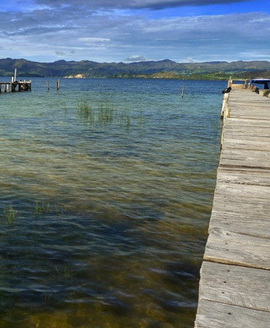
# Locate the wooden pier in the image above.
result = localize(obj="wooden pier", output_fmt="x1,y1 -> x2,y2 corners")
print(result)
195,86 -> 270,327
0,69 -> 31,93
0,80 -> 31,93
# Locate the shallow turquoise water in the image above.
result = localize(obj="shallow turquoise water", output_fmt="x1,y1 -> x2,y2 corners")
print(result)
0,78 -> 225,327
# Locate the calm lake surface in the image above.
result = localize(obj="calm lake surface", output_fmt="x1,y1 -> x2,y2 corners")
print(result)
0,78 -> 225,327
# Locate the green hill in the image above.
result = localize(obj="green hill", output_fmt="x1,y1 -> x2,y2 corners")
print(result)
0,58 -> 269,80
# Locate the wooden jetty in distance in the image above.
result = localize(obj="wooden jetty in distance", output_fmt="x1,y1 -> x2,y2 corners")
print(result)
195,79 -> 270,327
0,69 -> 31,93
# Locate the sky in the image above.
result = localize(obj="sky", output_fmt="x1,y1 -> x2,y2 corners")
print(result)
0,0 -> 270,63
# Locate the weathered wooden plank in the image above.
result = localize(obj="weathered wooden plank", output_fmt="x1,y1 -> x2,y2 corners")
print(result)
220,148 -> 270,169
228,89 -> 270,102
229,101 -> 270,108
230,114 -> 270,120
211,192 -> 270,216
228,92 -> 270,119
224,122 -> 270,128
209,210 -> 270,238
230,104 -> 270,111
223,128 -> 270,137
204,228 -> 270,269
229,100 -> 270,107
198,262 -> 270,311
195,299 -> 270,328
224,130 -> 270,137
229,98 -> 270,105
225,117 -> 270,124
223,125 -> 270,135
222,139 -> 270,151
224,123 -> 270,132
217,167 -> 270,186
229,107 -> 270,114
214,181 -> 270,200
229,112 -> 270,120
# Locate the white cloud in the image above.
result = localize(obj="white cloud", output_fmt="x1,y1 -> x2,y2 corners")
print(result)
0,1 -> 269,62
125,55 -> 149,62
32,0 -> 255,10
79,37 -> 111,44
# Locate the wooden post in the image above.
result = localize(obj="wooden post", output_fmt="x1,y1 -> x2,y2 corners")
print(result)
228,76 -> 232,88
46,80 -> 50,91
181,87 -> 185,98
220,92 -> 230,120
57,79 -> 60,90
14,69 -> 17,82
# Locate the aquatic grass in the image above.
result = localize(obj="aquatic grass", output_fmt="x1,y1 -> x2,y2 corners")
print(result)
35,202 -> 64,217
55,264 -> 73,279
35,202 -> 51,214
77,100 -> 94,121
77,99 -> 133,127
119,113 -> 131,127
3,206 -> 17,224
97,104 -> 114,124
1,202 -> 65,224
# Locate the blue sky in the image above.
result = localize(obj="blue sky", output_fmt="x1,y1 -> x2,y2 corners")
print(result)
0,0 -> 270,63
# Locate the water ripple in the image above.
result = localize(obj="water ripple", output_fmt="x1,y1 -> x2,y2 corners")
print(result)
0,78 -> 224,327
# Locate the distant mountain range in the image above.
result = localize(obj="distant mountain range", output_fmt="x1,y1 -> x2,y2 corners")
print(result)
0,58 -> 270,80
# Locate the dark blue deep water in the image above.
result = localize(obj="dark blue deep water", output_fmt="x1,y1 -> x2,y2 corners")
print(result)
0,78 -> 226,327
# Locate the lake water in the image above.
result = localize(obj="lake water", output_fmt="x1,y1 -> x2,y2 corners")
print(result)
0,78 -> 225,328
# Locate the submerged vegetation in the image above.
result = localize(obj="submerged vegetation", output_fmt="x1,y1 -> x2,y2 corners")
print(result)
77,100 -> 131,126
3,206 -> 17,223
77,100 -> 93,121
35,202 -> 53,214
1,203 -> 64,224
